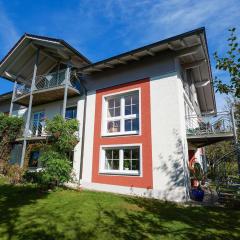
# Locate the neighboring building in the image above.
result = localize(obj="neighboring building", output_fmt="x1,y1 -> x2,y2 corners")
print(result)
0,28 -> 235,202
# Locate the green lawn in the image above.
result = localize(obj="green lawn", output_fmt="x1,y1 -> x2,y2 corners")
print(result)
0,177 -> 239,240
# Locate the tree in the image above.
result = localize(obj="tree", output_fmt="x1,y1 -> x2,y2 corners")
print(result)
214,28 -> 240,98
37,115 -> 79,187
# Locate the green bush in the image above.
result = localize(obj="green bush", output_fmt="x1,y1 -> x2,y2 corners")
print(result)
23,171 -> 43,184
45,115 -> 79,153
5,164 -> 26,184
22,115 -> 78,188
0,114 -> 24,167
39,150 -> 72,187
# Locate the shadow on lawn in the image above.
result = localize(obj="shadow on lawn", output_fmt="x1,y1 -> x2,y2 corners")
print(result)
0,183 -> 97,240
102,197 -> 240,240
0,182 -> 239,240
0,183 -> 50,240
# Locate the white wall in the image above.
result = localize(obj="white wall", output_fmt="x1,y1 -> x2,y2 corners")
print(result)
80,91 -> 96,184
150,72 -> 190,202
72,96 -> 85,182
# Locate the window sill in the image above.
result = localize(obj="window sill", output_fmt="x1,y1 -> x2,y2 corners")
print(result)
101,131 -> 140,137
99,171 -> 140,176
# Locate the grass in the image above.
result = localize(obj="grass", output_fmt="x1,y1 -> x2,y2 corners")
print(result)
0,177 -> 239,240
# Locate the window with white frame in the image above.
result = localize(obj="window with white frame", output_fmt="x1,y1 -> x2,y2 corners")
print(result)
103,90 -> 140,135
100,146 -> 141,175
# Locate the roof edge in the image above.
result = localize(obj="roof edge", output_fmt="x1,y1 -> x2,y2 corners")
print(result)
80,27 -> 205,70
0,33 -> 92,68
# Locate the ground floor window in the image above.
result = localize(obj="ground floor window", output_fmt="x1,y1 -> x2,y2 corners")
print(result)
28,150 -> 40,168
65,106 -> 77,119
100,145 -> 141,175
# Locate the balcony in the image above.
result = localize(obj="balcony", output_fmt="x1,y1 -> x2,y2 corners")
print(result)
186,112 -> 235,147
13,69 -> 81,106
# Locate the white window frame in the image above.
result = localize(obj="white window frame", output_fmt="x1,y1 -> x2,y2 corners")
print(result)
99,144 -> 142,176
32,111 -> 45,136
101,88 -> 141,137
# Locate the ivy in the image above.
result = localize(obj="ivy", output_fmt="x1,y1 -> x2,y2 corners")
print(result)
0,114 -> 24,166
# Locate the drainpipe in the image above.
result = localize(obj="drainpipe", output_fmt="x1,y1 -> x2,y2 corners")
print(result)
78,73 -> 88,185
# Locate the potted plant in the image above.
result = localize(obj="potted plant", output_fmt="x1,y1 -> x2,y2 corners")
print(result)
190,162 -> 205,201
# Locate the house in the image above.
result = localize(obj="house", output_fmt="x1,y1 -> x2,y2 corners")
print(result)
0,28 -> 235,202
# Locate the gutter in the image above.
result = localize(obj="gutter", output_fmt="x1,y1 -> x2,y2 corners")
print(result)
199,31 -> 217,114
78,75 -> 88,185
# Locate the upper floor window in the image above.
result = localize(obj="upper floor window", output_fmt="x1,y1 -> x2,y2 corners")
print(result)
103,90 -> 140,136
32,111 -> 45,136
65,106 -> 77,120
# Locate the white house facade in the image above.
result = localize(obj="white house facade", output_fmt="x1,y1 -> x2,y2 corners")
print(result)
0,28 -> 235,202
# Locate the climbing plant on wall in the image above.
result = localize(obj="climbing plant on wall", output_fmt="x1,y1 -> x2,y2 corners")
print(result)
0,113 -> 24,168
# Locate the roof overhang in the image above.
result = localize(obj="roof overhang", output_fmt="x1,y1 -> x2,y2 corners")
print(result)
80,27 -> 216,114
0,33 -> 91,84
0,91 -> 12,102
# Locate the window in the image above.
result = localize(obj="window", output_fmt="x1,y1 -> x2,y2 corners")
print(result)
28,150 -> 40,168
100,146 -> 141,175
32,112 -> 45,136
103,90 -> 140,135
65,106 -> 77,119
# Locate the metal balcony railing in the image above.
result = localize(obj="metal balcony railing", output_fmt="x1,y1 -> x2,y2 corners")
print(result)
185,112 -> 234,136
31,120 -> 47,137
14,69 -> 80,99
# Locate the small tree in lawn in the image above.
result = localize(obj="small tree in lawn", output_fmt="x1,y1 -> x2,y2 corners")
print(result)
39,115 -> 79,187
214,28 -> 240,98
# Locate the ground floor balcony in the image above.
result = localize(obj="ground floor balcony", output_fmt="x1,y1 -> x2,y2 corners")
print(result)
13,69 -> 81,106
186,112 -> 235,148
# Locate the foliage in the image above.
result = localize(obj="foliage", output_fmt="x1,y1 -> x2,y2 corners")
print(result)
4,164 -> 26,184
205,99 -> 240,180
214,28 -> 240,98
45,115 -> 79,154
30,115 -> 79,187
0,114 -> 24,169
191,162 -> 204,181
0,114 -> 24,142
23,171 -> 43,184
0,177 -> 240,239
39,149 -> 72,187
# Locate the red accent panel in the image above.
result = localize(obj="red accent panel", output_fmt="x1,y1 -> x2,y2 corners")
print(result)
92,79 -> 153,189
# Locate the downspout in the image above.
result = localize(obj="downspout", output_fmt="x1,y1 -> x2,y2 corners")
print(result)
78,74 -> 88,185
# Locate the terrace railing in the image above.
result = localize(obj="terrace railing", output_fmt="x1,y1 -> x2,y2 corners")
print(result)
14,69 -> 80,99
185,112 -> 234,137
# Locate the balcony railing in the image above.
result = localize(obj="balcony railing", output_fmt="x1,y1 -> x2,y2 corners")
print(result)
186,112 -> 234,137
14,69 -> 80,100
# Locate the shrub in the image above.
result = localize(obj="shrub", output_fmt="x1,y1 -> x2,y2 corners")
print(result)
39,150 -> 72,187
45,115 -> 79,153
5,164 -> 26,184
0,114 -> 24,168
23,171 -> 43,184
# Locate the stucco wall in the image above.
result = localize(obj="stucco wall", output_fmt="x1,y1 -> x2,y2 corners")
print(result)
150,72 -> 190,202
84,50 -> 175,91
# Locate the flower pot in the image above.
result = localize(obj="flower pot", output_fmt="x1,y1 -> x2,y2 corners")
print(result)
191,188 -> 204,202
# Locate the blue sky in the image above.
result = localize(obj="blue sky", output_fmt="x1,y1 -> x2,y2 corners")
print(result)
0,0 -> 239,109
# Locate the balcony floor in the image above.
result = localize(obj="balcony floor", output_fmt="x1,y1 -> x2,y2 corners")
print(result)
14,86 -> 80,106
187,132 -> 234,148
